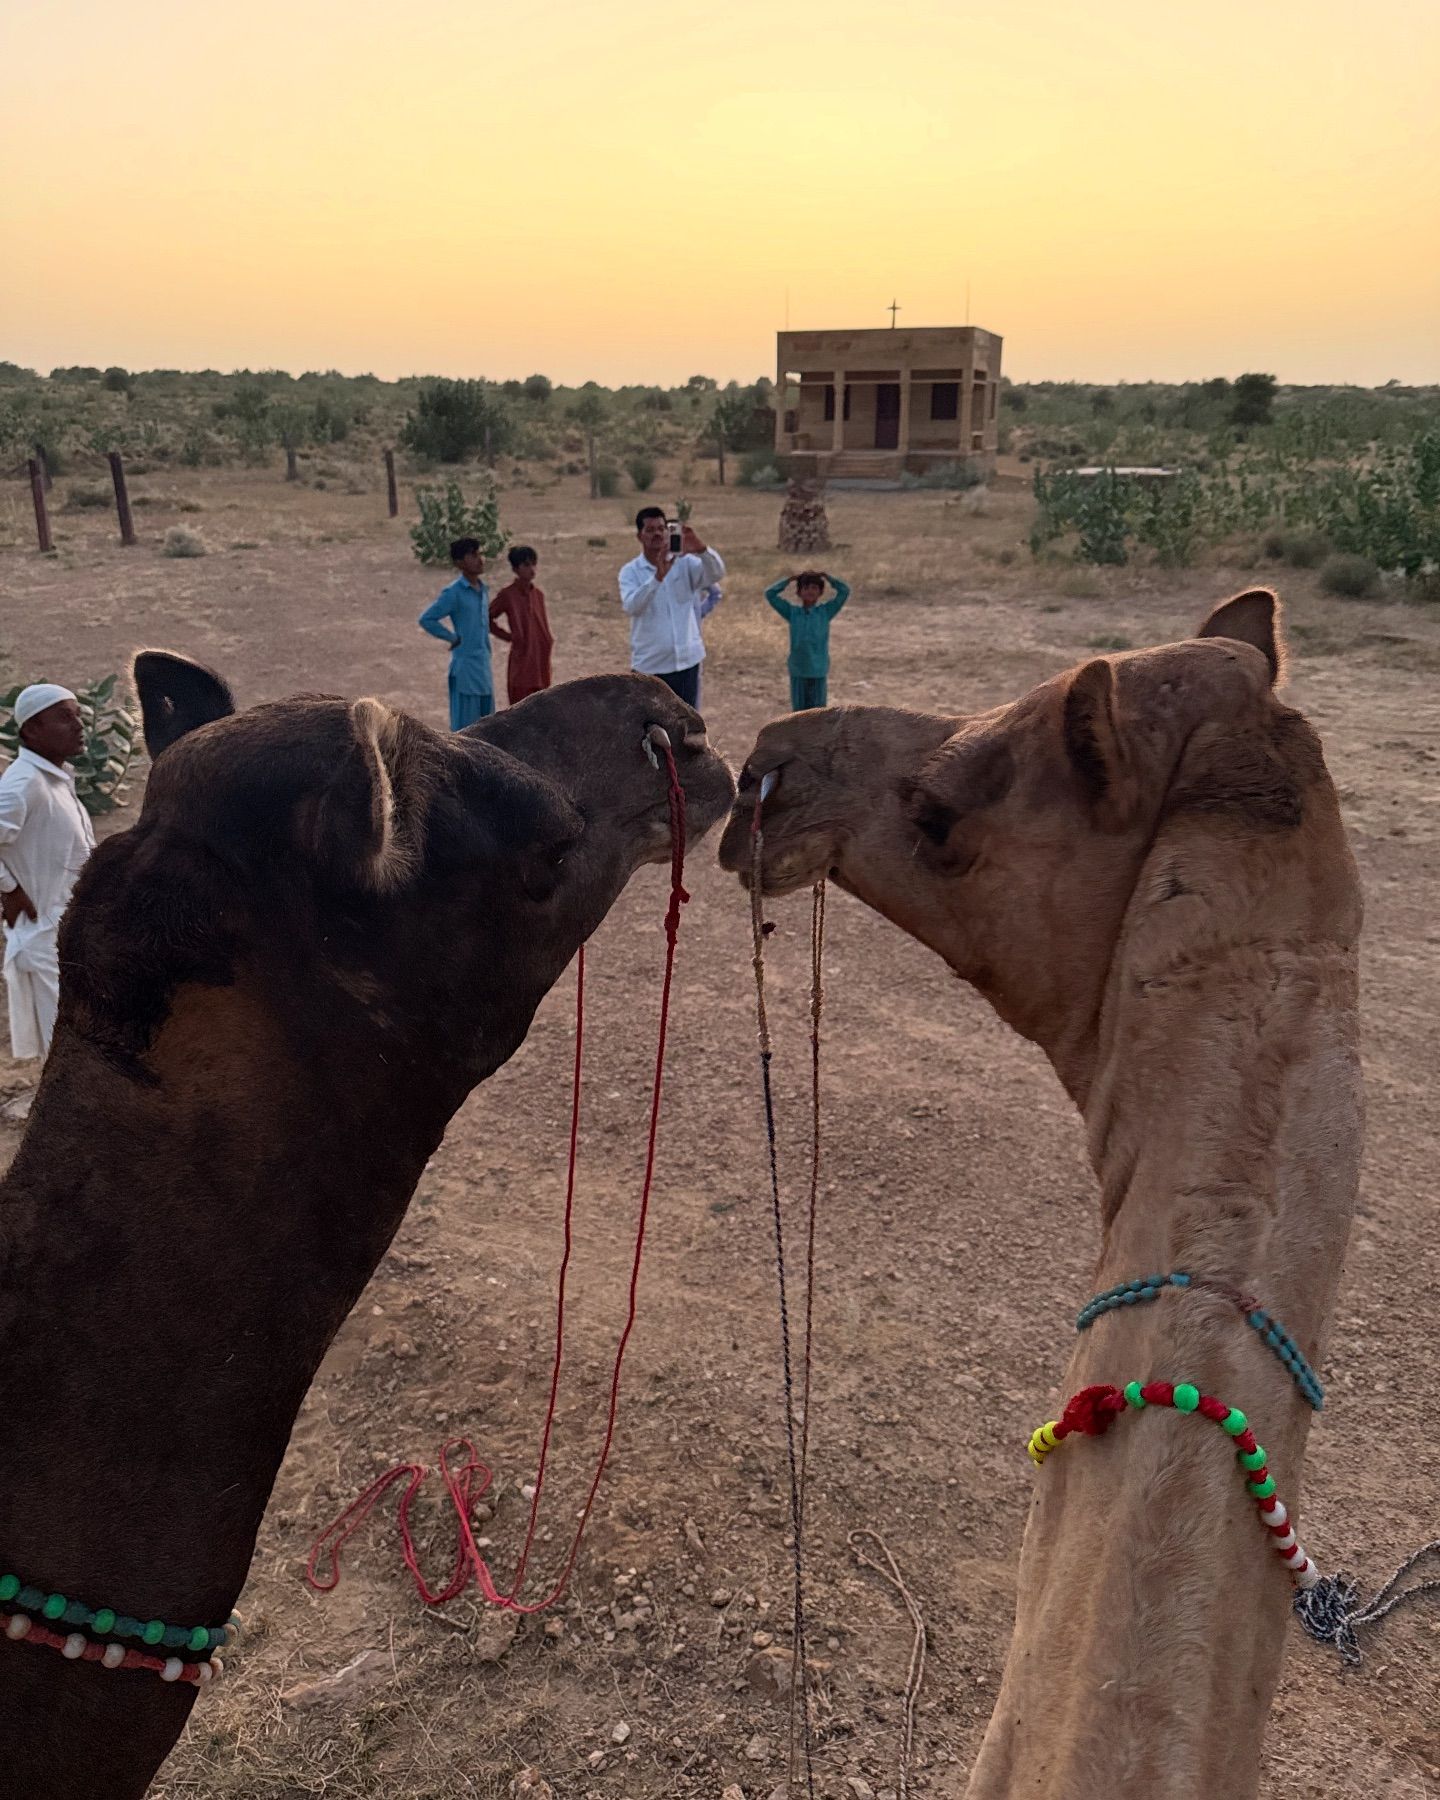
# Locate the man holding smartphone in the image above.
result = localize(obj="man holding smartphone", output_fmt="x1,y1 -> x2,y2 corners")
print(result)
618,506 -> 725,708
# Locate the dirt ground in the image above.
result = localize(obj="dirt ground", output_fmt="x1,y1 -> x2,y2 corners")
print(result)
3,463 -> 1438,1799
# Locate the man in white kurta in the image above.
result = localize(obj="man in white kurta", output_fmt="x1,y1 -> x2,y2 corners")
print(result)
0,685 -> 94,1062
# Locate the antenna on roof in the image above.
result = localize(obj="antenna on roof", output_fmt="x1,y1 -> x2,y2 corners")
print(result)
887,299 -> 901,328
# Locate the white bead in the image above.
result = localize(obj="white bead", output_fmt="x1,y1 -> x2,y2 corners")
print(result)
102,1643 -> 126,1669
62,1633 -> 87,1659
5,1614 -> 31,1640
160,1657 -> 184,1682
208,1655 -> 225,1679
196,1661 -> 212,1684
1259,1501 -> 1288,1528
1272,1528 -> 1298,1551
1293,1559 -> 1320,1590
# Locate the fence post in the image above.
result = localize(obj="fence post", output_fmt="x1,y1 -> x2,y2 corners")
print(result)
36,446 -> 54,492
715,421 -> 726,487
28,458 -> 53,553
108,450 -> 138,546
384,448 -> 399,518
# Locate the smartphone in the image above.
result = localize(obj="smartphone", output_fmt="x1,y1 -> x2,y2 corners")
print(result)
668,522 -> 684,555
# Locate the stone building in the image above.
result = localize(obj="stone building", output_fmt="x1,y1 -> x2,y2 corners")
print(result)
774,324 -> 1003,482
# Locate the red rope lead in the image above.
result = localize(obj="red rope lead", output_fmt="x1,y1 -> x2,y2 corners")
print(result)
306,738 -> 690,1615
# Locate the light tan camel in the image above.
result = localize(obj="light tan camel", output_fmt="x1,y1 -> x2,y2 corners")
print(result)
718,592 -> 1363,1798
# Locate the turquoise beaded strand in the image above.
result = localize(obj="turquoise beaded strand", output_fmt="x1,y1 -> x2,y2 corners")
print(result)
0,1573 -> 237,1656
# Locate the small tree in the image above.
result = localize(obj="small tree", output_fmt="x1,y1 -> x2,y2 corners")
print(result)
102,366 -> 133,396
409,478 -> 509,566
1231,372 -> 1278,430
401,379 -> 515,463
271,401 -> 313,480
522,373 -> 553,404
571,391 -> 607,499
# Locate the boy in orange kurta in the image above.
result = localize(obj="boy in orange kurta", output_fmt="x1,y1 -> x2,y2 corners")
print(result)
489,545 -> 555,706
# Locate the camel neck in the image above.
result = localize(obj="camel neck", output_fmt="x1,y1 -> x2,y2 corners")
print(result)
966,922 -> 1361,1798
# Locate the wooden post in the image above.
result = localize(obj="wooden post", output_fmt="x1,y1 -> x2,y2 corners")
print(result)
715,419 -> 726,487
108,451 -> 137,546
36,446 -> 53,492
284,441 -> 299,482
384,449 -> 399,517
587,430 -> 598,500
28,458 -> 52,553
484,425 -> 494,467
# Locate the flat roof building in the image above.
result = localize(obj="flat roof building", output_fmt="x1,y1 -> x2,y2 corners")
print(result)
776,324 -> 1003,482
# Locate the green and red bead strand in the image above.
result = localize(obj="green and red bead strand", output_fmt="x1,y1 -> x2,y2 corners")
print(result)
0,1570 -> 236,1656
1027,1379 -> 1321,1591
2,1610 -> 223,1685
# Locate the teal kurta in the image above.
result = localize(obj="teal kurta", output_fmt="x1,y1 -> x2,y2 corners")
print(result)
419,575 -> 494,697
764,577 -> 851,676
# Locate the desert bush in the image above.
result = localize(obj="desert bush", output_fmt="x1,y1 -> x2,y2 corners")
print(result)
1059,567 -> 1105,598
1318,553 -> 1380,598
1262,527 -> 1329,568
409,478 -> 508,566
401,379 -> 514,463
0,674 -> 138,816
522,374 -> 553,404
595,463 -> 621,499
162,525 -> 207,558
901,461 -> 985,491
738,448 -> 782,488
627,454 -> 657,492
63,483 -> 113,511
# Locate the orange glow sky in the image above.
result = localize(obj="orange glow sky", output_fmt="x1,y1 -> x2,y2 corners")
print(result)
3,0 -> 1437,385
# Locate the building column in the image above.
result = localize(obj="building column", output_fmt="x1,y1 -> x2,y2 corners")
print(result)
832,371 -> 847,452
958,363 -> 974,457
896,369 -> 912,463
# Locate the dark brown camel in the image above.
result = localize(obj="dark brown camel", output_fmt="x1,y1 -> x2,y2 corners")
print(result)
0,653 -> 735,1799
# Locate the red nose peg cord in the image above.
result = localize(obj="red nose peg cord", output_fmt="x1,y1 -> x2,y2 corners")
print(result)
306,731 -> 690,1615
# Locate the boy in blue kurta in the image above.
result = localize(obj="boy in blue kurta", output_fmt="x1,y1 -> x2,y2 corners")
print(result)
418,537 -> 495,729
764,570 -> 851,710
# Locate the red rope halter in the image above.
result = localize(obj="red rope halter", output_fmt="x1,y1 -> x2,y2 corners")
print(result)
306,733 -> 690,1615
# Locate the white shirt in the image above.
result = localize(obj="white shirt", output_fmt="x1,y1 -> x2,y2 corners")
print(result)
0,747 -> 96,925
619,546 -> 726,675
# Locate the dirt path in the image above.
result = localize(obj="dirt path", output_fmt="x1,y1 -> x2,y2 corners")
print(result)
3,467 -> 1437,1798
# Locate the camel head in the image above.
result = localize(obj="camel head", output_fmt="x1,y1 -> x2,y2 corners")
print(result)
60,654 -> 732,1094
721,591 -> 1338,1095
467,673 -> 735,874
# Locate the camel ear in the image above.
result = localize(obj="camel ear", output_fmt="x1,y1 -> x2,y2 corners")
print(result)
132,650 -> 235,758
1197,589 -> 1284,686
1062,658 -> 1141,822
297,697 -> 424,893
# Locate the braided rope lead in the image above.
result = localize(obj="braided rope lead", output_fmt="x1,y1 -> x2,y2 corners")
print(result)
1292,1540 -> 1440,1667
750,784 -> 816,1800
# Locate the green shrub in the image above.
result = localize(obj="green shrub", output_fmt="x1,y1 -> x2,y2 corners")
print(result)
738,448 -> 782,488
101,366 -> 133,395
1318,553 -> 1380,598
400,379 -> 514,463
627,454 -> 657,492
64,483 -> 113,511
595,463 -> 621,499
1262,527 -> 1328,568
0,674 -> 138,816
409,478 -> 508,566
900,461 -> 985,491
162,525 -> 207,558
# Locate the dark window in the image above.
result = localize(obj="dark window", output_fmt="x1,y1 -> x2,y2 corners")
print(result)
823,385 -> 852,422
930,382 -> 959,421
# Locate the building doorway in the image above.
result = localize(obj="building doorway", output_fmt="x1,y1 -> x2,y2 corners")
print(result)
875,383 -> 901,450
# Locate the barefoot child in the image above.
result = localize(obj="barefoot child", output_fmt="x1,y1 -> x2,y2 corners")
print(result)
489,544 -> 555,705
764,570 -> 851,710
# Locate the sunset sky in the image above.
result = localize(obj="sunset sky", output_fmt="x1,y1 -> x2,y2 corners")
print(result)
3,0 -> 1436,387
